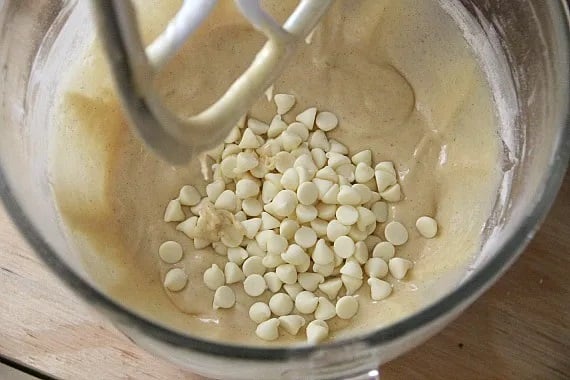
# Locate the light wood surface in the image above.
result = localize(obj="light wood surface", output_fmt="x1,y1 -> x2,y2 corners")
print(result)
0,175 -> 568,380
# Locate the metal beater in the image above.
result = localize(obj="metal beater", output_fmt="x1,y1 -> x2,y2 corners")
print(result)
91,0 -> 332,164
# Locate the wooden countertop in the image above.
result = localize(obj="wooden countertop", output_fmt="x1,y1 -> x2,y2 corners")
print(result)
0,175 -> 568,380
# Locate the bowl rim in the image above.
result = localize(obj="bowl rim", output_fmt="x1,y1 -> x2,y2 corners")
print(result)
0,0 -> 569,363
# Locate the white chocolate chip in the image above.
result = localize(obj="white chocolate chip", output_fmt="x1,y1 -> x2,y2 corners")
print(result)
334,236 -> 356,259
416,216 -> 438,238
295,258 -> 311,273
176,216 -> 198,239
242,198 -> 263,216
241,218 -> 262,239
158,241 -> 183,264
314,297 -> 336,320
179,185 -> 201,206
294,227 -> 317,249
364,257 -> 389,278
276,264 -> 298,285
269,293 -> 294,316
261,212 -> 280,230
336,205 -> 359,226
367,278 -> 392,301
310,218 -> 329,238
234,211 -> 247,222
213,286 -> 236,309
206,180 -> 226,202
227,247 -> 248,265
264,272 -> 283,293
282,244 -> 310,266
220,155 -> 239,179
220,226 -> 244,248
215,190 -> 237,212
375,161 -> 396,176
353,241 -> 369,265
384,221 -> 408,246
313,178 -> 334,200
351,150 -> 372,166
326,152 -> 351,169
380,184 -> 402,202
318,278 -> 343,299
247,240 -> 265,257
356,206 -> 376,231
213,242 -> 228,256
239,128 -> 261,149
336,164 -> 355,182
279,219 -> 299,240
249,302 -> 271,323
372,241 -> 395,261
269,190 -> 298,217
244,274 -> 267,296
329,139 -> 348,155
190,198 -> 212,215
321,183 -> 340,204
316,166 -> 338,182
224,262 -> 245,284
256,318 -> 280,341
295,166 -> 313,183
317,203 -> 337,221
388,258 -> 413,280
297,182 -> 319,205
374,170 -> 396,193
255,230 -> 276,250
353,184 -> 372,204
341,274 -> 363,295
355,163 -> 375,183
235,151 -> 259,174
371,202 -> 388,223
335,296 -> 359,320
279,315 -> 306,335
287,122 -> 310,141
313,262 -> 335,277
203,264 -> 225,290
295,291 -> 319,314
316,111 -> 338,131
164,268 -> 188,292
296,204 -> 318,224
268,115 -> 288,138
235,178 -> 260,199
242,256 -> 266,276
275,93 -> 296,114
224,126 -> 241,144
340,259 -> 363,279
267,235 -> 288,255
337,185 -> 361,206
194,238 -> 210,249
308,130 -> 330,151
283,283 -> 304,299
274,151 -> 295,173
311,148 -> 327,168
298,272 -> 325,292
326,220 -> 351,242
164,199 -> 185,222
222,144 -> 240,159
280,131 -> 303,151
281,168 -> 300,191
296,107 -> 317,129
306,320 -> 329,344
262,254 -> 285,269
247,118 -> 269,135
312,239 -> 335,265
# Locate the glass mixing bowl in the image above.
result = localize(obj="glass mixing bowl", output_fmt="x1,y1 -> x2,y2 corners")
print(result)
0,1 -> 568,379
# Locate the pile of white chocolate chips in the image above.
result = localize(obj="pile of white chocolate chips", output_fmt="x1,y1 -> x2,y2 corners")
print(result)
159,92 -> 439,344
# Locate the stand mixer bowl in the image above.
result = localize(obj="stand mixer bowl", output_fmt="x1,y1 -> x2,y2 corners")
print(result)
0,1 -> 568,379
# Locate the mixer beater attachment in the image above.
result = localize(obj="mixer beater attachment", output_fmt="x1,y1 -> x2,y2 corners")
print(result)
91,0 -> 332,164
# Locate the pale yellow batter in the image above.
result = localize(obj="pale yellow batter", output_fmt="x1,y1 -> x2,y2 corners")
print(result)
51,0 -> 501,345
